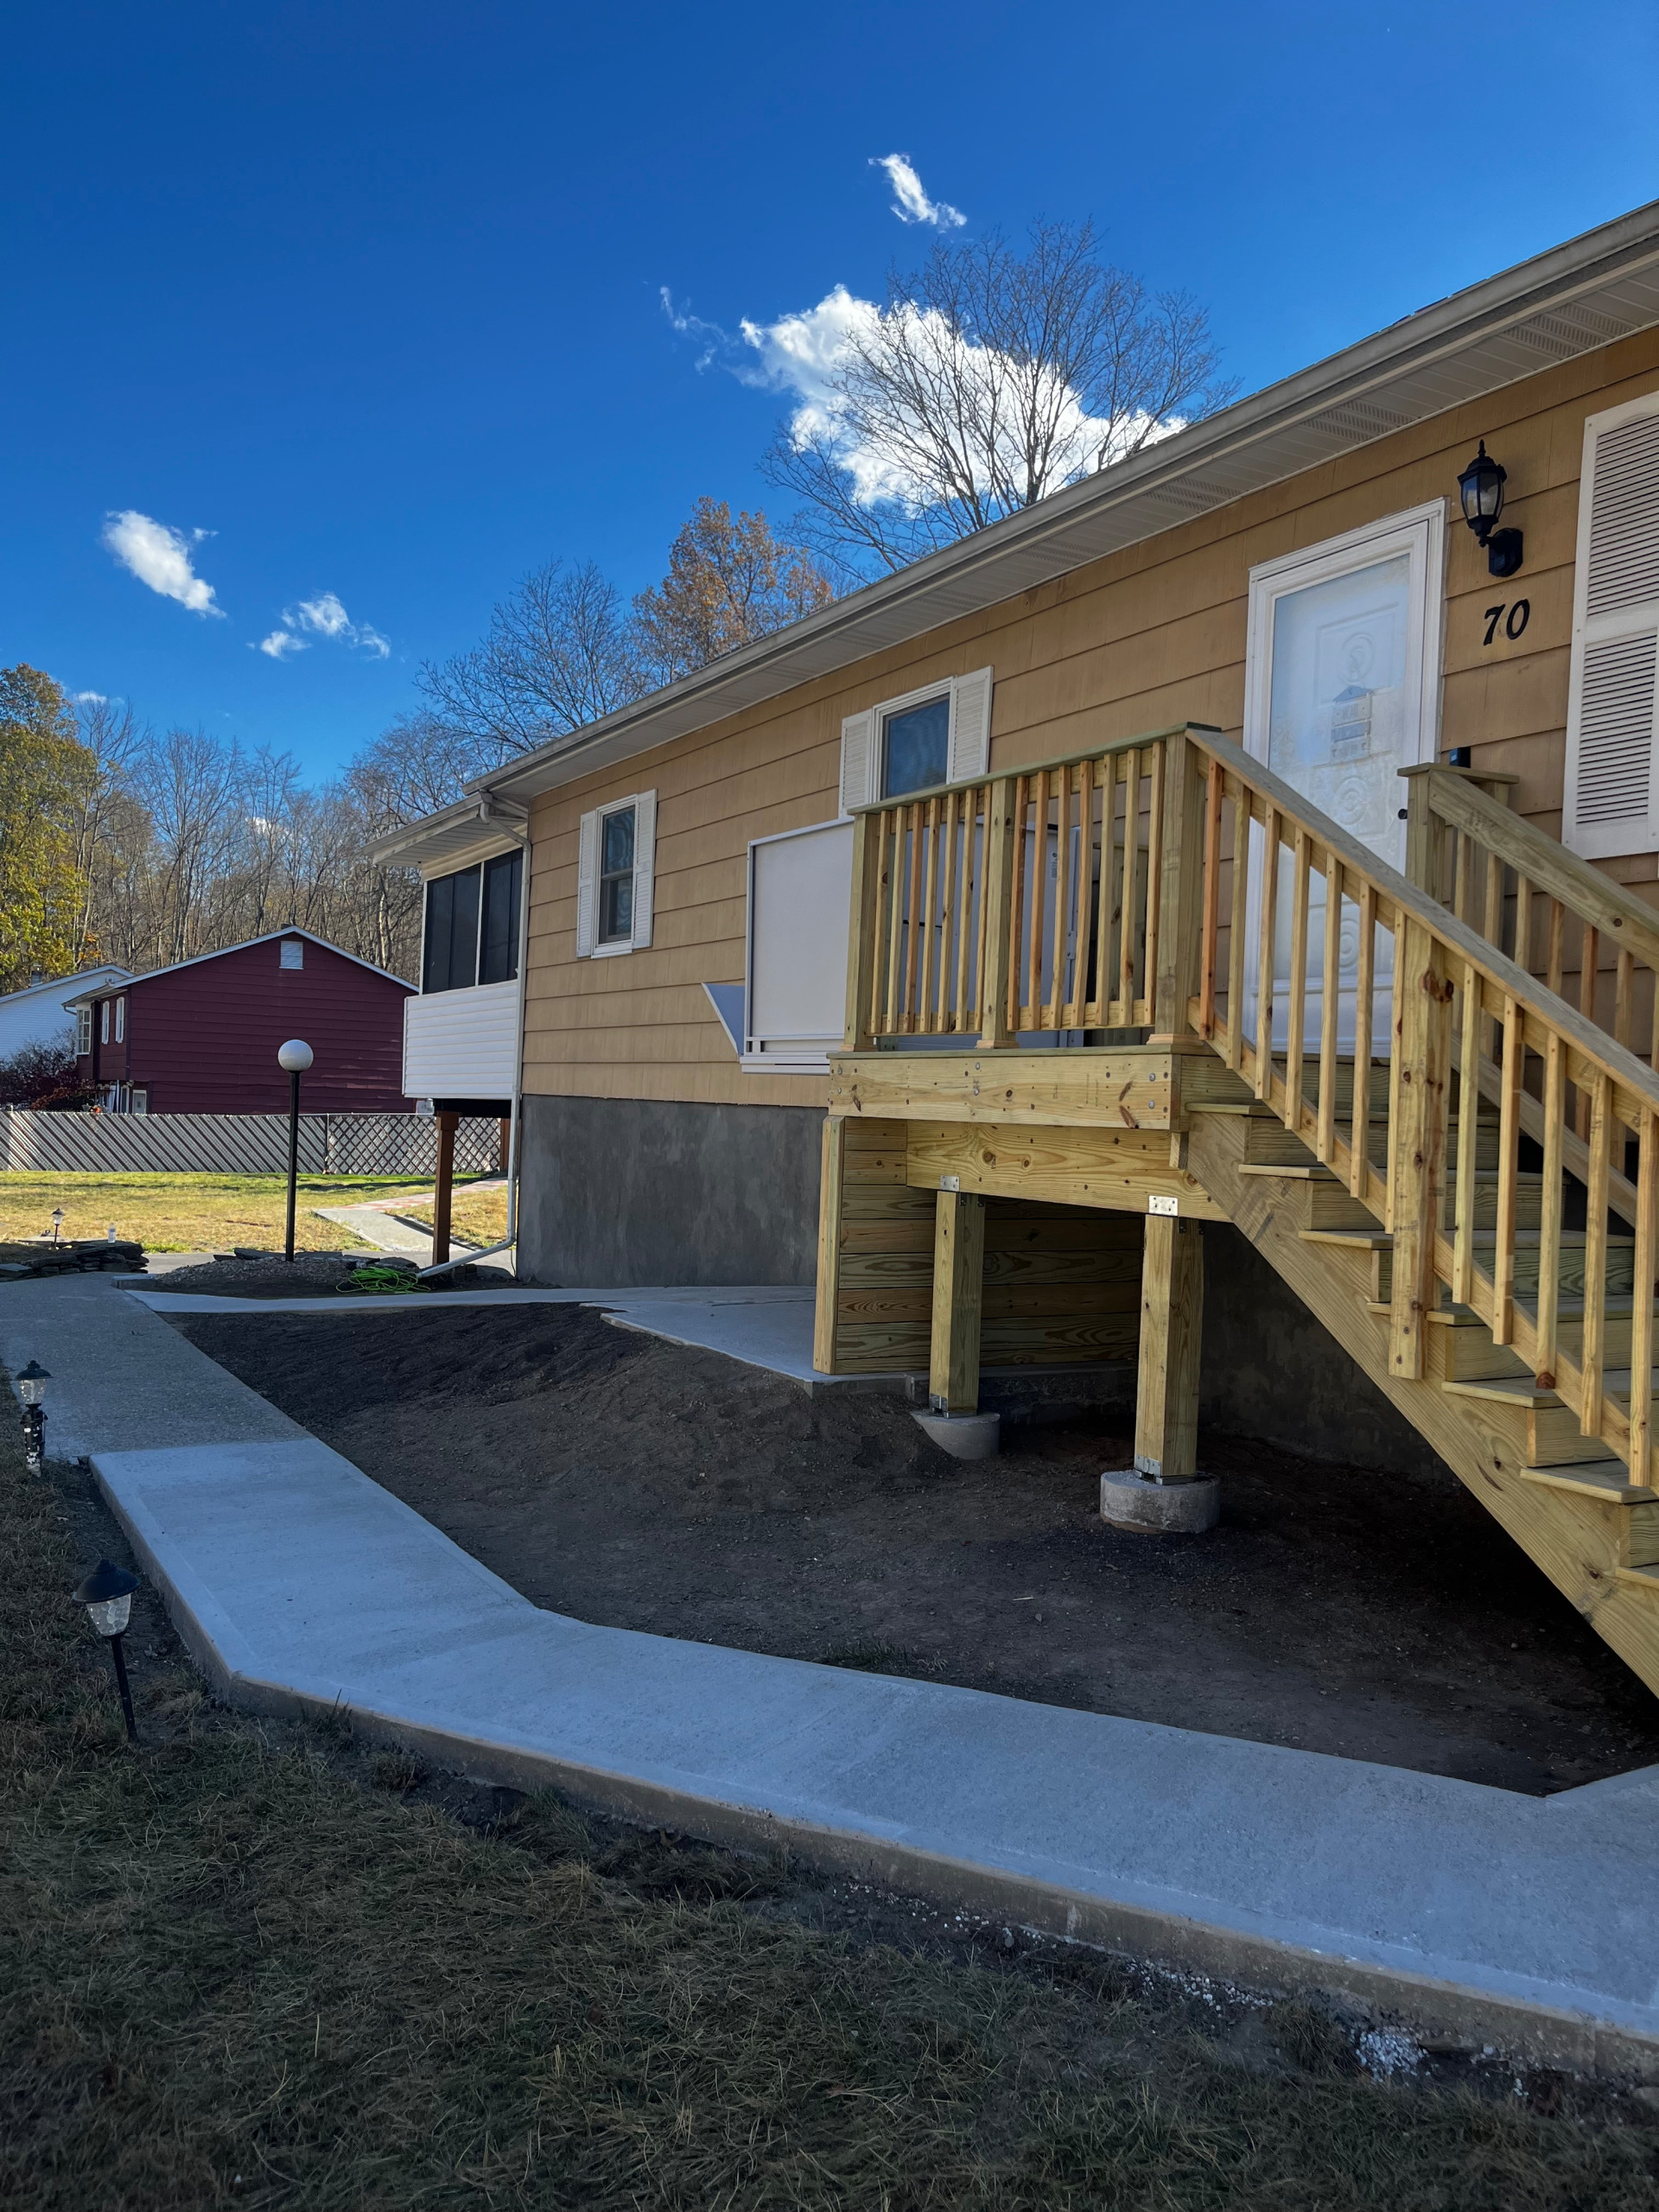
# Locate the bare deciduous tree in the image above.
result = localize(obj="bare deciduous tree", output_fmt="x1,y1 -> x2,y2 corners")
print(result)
417,559 -> 645,758
763,219 -> 1236,576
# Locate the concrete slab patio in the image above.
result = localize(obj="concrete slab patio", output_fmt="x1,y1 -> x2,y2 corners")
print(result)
9,1268 -> 1659,2072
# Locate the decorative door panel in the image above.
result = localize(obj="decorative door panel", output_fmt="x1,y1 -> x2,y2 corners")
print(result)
1243,503 -> 1446,1054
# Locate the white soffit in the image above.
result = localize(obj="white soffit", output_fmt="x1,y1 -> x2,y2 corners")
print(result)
472,200 -> 1659,806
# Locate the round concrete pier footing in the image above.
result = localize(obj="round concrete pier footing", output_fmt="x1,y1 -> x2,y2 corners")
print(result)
1100,1467 -> 1219,1532
913,1410 -> 1001,1459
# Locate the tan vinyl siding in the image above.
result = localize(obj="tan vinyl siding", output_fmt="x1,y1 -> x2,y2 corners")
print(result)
522,327 -> 1659,1108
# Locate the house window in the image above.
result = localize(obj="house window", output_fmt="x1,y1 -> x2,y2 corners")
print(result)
280,938 -> 303,969
114,997 -> 125,1042
76,1007 -> 92,1055
1564,391 -> 1659,858
423,864 -> 482,993
599,807 -> 636,944
838,669 -> 993,812
575,792 -> 657,957
882,693 -> 953,799
99,1001 -> 110,1045
479,849 -> 523,986
130,1090 -> 149,1115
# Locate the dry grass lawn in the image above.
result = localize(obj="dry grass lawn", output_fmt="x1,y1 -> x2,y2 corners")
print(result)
398,1181 -> 512,1248
0,1172 -> 435,1254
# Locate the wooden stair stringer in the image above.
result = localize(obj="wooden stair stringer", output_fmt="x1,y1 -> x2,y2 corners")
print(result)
1184,1106 -> 1659,1700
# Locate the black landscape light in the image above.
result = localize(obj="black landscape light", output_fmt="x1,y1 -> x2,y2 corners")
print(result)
75,1559 -> 140,1742
1458,439 -> 1523,577
49,1206 -> 65,1244
16,1360 -> 50,1471
277,1039 -> 315,1262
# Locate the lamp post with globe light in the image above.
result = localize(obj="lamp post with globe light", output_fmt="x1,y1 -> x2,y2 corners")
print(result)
277,1040 -> 314,1262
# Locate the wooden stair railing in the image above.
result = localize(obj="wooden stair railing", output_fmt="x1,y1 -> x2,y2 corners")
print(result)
1184,728 -> 1659,1492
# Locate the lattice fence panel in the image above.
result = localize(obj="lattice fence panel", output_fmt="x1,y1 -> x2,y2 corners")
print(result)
0,1109 -> 503,1178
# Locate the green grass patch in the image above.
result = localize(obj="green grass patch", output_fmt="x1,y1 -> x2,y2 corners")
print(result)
0,1173 -> 485,1254
3,1414 -> 1657,2207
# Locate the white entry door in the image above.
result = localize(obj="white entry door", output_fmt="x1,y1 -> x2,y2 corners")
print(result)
1243,501 -> 1446,1052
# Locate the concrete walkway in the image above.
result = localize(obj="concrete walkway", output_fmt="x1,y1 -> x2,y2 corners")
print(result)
313,1205 -> 481,1264
8,1268 -> 1659,2069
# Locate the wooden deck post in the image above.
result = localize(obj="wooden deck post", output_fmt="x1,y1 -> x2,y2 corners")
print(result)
843,810 -> 883,1052
432,1110 -> 458,1267
929,1189 -> 985,1413
1150,728 -> 1210,1040
976,776 -> 1018,1050
1387,921 -> 1452,1381
813,1116 -> 848,1375
1134,1213 -> 1204,1481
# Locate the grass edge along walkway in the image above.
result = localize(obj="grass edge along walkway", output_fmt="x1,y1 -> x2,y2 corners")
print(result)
3,1421 -> 1659,2206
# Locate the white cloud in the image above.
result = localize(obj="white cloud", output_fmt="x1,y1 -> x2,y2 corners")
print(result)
74,690 -> 108,703
737,287 -> 1178,515
253,591 -> 390,663
101,510 -> 223,616
872,154 -> 964,230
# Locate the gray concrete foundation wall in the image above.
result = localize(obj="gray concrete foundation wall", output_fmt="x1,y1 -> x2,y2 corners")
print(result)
518,1093 -> 1443,1477
518,1093 -> 824,1287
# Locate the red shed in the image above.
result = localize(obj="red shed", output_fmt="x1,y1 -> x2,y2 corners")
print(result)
65,930 -> 414,1115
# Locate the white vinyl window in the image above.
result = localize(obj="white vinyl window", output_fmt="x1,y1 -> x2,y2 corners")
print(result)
76,1007 -> 92,1055
838,667 -> 994,813
114,997 -> 125,1042
99,1001 -> 110,1045
1564,391 -> 1659,858
741,817 -> 855,1071
280,938 -> 304,969
575,791 -> 657,957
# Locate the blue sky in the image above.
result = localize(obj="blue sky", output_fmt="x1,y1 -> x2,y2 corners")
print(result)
5,0 -> 1656,779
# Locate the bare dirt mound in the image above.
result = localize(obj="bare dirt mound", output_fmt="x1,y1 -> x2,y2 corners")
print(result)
176,1304 -> 1659,1793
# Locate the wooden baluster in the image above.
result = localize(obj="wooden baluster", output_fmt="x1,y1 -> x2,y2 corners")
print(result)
976,776 -> 1017,1051
1388,920 -> 1452,1380
901,802 -> 925,1032
1090,760 -> 1114,1025
1118,751 -> 1141,1020
1283,826 -> 1312,1132
938,789 -> 960,1032
1615,947 -> 1635,1052
1051,765 -> 1072,1028
1514,875 -> 1533,981
1578,925 -> 1600,1139
1225,779 -> 1249,1072
1151,729 -> 1208,1039
1581,1070 -> 1611,1438
1255,804 -> 1280,1101
1025,770 -> 1048,1028
917,796 -> 941,1033
950,790 -> 974,1034
1006,776 -> 1030,1036
1451,960 -> 1481,1306
1479,848 -> 1503,1065
1452,828 -> 1471,925
1491,997 -> 1523,1346
971,788 -> 991,1036
1630,1107 -> 1657,1490
1198,759 -> 1224,1039
843,807 -> 885,1052
1316,847 -> 1341,1164
1350,880 -> 1376,1198
1535,1033 -> 1566,1389
1547,897 -> 1565,994
1140,741 -> 1166,1027
882,810 -> 906,1037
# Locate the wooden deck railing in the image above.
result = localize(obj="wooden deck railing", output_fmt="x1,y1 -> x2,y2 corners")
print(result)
842,720 -> 1659,1487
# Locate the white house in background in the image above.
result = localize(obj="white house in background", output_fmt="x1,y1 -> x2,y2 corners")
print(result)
370,794 -> 529,1118
0,966 -> 131,1064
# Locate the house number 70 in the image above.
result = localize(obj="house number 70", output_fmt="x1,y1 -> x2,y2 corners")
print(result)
1482,600 -> 1530,645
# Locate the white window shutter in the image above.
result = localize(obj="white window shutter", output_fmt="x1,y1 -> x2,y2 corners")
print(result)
839,709 -> 877,814
575,809 -> 599,957
1565,397 -> 1659,860
948,666 -> 994,782
630,790 -> 657,949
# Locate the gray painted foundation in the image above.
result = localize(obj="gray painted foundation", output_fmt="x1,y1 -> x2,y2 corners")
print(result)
518,1094 -> 1444,1478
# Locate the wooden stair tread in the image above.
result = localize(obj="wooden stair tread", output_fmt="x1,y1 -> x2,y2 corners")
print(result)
1520,1461 -> 1657,1504
1440,1375 -> 1564,1408
1300,1228 -> 1390,1250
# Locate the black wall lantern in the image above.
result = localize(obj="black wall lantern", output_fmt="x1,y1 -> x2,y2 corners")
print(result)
1458,439 -> 1524,578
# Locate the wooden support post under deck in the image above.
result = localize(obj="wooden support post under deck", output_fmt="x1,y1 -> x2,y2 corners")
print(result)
813,1116 -> 847,1375
929,1189 -> 985,1413
432,1110 -> 458,1267
1134,1213 -> 1204,1482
